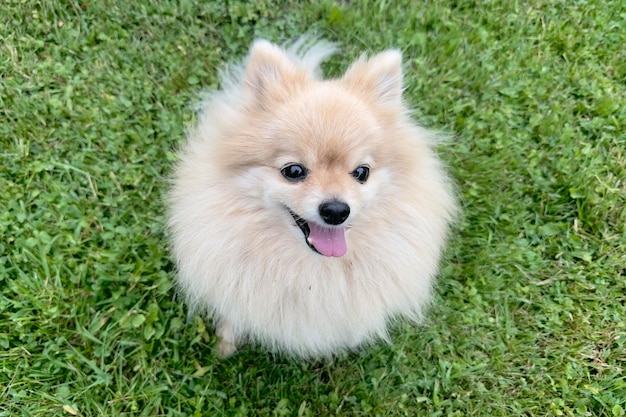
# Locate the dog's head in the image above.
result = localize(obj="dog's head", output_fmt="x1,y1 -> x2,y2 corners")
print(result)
217,40 -> 412,257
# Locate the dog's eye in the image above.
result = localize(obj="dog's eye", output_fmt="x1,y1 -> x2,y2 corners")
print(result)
352,165 -> 370,183
281,163 -> 308,182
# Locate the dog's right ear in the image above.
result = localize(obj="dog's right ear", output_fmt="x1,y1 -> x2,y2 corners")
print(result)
242,40 -> 306,108
341,50 -> 404,114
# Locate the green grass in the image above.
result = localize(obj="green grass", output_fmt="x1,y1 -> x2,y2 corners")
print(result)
1,0 -> 625,415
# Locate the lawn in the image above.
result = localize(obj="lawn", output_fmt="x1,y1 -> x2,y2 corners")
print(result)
1,0 -> 625,415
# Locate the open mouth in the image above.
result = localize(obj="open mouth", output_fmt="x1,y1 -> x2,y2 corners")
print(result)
288,210 -> 347,257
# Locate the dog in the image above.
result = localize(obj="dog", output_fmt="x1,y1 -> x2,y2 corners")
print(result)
167,38 -> 456,358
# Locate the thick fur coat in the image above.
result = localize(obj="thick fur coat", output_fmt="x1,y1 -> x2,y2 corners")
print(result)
168,39 -> 457,358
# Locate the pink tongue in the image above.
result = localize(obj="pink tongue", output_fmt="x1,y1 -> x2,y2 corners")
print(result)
308,223 -> 347,257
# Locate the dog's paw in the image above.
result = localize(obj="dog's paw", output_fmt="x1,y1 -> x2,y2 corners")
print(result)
216,339 -> 238,358
215,320 -> 237,358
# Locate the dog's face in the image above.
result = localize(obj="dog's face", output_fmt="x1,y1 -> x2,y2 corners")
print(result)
263,89 -> 390,257
218,41 -> 406,257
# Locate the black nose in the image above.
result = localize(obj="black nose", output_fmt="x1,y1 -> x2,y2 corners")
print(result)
319,200 -> 350,225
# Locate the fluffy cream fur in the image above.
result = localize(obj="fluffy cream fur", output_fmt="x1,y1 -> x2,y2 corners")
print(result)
168,38 -> 457,358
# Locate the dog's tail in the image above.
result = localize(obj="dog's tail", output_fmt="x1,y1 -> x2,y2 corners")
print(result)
284,36 -> 338,78
194,36 -> 337,113
212,36 -> 336,97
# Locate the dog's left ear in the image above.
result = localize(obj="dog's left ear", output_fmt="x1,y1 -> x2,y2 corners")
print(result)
342,50 -> 404,109
242,40 -> 306,108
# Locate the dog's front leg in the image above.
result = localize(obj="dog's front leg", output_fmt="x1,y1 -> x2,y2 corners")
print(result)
216,319 -> 237,358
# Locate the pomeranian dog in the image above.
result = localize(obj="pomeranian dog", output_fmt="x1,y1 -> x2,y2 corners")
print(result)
168,38 -> 456,358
